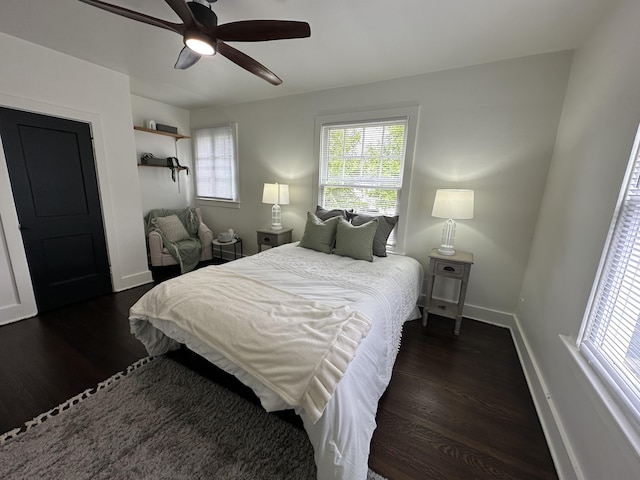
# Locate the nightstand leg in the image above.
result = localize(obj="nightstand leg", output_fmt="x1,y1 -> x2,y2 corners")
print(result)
422,274 -> 435,328
454,316 -> 462,335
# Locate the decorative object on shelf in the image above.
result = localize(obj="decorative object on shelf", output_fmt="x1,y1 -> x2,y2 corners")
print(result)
140,153 -> 189,181
146,120 -> 156,130
156,123 -> 178,135
262,183 -> 289,231
167,157 -> 189,181
431,189 -> 474,256
141,152 -> 162,166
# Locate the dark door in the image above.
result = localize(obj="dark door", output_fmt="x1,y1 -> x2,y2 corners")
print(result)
0,107 -> 111,312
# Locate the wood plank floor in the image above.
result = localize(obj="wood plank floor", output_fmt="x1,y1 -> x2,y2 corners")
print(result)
0,285 -> 557,479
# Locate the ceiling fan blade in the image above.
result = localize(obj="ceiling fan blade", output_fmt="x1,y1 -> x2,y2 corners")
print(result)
187,2 -> 218,28
217,42 -> 282,85
174,46 -> 201,69
215,20 -> 311,42
164,0 -> 197,26
78,0 -> 183,34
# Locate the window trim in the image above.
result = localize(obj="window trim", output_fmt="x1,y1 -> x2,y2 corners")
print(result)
578,122 -> 640,440
193,123 -> 240,207
313,106 -> 419,254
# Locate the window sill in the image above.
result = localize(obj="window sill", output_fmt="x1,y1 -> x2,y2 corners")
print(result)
560,334 -> 640,456
196,198 -> 241,209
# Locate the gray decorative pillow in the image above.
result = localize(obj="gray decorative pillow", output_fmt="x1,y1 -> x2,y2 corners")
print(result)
315,205 -> 353,222
351,213 -> 399,257
299,213 -> 340,254
152,214 -> 190,243
334,217 -> 379,262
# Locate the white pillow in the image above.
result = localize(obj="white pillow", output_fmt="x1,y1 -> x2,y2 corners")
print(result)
153,215 -> 189,243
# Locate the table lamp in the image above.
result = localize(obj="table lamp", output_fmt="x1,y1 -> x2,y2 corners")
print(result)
432,189 -> 474,255
262,183 -> 289,230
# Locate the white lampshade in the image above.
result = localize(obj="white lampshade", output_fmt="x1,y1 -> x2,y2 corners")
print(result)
262,183 -> 289,231
262,183 -> 289,205
432,189 -> 474,220
432,189 -> 474,256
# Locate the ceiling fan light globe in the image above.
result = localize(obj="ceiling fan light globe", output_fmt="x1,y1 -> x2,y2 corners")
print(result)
185,37 -> 215,56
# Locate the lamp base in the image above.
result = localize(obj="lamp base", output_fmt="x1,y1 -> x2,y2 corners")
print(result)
270,203 -> 282,231
438,219 -> 457,256
438,245 -> 456,256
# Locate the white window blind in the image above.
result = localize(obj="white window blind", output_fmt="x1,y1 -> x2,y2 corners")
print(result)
319,118 -> 408,215
580,129 -> 640,424
194,124 -> 238,201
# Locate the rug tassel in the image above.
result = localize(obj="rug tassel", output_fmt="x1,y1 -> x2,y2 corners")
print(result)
0,356 -> 155,446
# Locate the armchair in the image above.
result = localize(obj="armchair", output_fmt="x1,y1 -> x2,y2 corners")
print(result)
147,207 -> 213,269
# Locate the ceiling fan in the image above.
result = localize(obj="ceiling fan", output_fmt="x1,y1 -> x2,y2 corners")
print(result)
78,0 -> 311,85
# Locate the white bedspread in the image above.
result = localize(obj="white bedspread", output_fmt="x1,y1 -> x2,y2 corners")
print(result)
130,243 -> 423,480
129,267 -> 371,423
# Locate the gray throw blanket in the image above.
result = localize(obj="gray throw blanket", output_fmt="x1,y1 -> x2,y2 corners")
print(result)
145,208 -> 203,273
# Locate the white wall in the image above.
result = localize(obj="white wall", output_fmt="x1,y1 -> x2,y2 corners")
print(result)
131,95 -> 193,215
191,51 -> 572,319
517,0 -> 640,478
0,33 -> 151,324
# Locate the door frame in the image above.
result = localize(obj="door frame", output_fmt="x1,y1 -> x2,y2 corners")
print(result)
0,94 -> 114,325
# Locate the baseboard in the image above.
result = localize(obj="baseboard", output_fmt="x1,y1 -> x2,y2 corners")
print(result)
462,305 -> 578,480
461,304 -> 516,329
114,270 -> 153,292
511,316 -> 580,480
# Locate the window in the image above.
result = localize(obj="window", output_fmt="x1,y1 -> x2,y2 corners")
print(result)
193,124 -> 239,202
316,107 -> 418,251
579,125 -> 640,427
319,118 -> 407,215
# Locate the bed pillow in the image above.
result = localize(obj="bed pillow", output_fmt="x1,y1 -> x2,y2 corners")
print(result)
315,205 -> 353,222
334,217 -> 379,262
299,213 -> 340,254
152,214 -> 190,243
351,213 -> 399,257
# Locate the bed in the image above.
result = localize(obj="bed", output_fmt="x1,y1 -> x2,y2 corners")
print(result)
129,242 -> 422,480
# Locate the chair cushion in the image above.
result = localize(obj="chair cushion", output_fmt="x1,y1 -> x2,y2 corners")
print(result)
152,214 -> 190,243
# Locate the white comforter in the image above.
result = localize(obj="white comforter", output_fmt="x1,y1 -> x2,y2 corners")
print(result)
130,243 -> 422,480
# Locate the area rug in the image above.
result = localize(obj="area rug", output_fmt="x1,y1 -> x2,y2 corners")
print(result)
0,356 -> 386,480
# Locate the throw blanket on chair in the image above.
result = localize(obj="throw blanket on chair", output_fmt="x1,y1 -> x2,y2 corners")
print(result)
145,208 -> 203,273
129,266 -> 372,422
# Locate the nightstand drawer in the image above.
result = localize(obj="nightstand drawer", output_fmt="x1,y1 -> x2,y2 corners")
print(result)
432,259 -> 465,278
258,232 -> 279,245
256,228 -> 293,251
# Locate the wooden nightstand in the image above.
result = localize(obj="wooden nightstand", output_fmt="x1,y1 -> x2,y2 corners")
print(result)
423,248 -> 474,335
257,228 -> 293,252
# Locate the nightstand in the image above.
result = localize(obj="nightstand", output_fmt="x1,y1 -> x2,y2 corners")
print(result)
257,228 -> 293,252
423,248 -> 474,335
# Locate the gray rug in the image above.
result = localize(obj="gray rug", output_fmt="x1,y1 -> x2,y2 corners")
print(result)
0,356 -> 386,480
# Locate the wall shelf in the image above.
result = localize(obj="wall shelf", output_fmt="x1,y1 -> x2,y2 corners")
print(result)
134,125 -> 190,140
134,125 -> 190,193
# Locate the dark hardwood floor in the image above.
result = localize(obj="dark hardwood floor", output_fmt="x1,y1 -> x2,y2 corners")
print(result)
0,285 -> 557,480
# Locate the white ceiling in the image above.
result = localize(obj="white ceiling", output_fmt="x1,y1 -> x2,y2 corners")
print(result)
0,0 -> 614,110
